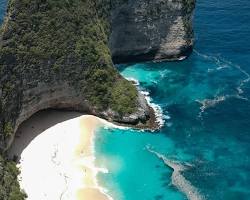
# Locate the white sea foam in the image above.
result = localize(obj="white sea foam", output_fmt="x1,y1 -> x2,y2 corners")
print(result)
196,95 -> 226,117
164,115 -> 171,120
102,118 -> 130,131
194,49 -> 250,116
147,146 -> 204,200
207,64 -> 230,73
125,77 -> 140,86
124,75 -> 167,129
140,90 -> 165,128
123,71 -> 170,129
178,56 -> 187,61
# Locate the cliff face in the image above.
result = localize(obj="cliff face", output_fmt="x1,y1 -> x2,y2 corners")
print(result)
109,0 -> 195,63
0,0 -> 151,151
0,1 -> 195,197
0,0 -> 195,151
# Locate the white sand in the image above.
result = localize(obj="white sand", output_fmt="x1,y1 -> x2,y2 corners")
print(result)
8,110 -> 115,200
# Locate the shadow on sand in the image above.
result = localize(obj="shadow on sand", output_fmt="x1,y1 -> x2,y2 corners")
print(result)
8,109 -> 82,160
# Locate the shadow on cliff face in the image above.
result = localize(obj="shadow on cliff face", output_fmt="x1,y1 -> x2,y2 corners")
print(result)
8,109 -> 82,160
110,0 -> 195,64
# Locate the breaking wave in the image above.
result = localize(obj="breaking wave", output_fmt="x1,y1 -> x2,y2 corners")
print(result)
126,76 -> 168,128
126,77 -> 140,86
140,91 -> 166,128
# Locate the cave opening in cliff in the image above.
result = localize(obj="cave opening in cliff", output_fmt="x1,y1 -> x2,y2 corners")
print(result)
7,109 -> 82,161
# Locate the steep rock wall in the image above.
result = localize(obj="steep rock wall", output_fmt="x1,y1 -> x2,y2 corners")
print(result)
0,0 -> 195,151
109,0 -> 195,63
0,0 -> 151,151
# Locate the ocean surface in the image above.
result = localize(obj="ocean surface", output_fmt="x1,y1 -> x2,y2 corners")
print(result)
1,0 -> 250,199
96,1 -> 250,200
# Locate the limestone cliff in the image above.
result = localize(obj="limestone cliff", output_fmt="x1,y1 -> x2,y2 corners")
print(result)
0,0 -> 151,151
109,0 -> 195,63
0,1 -> 195,198
0,0 -> 195,151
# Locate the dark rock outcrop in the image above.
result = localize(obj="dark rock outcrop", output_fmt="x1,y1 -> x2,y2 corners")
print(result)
0,0 -> 195,151
109,0 -> 195,63
0,0 -> 151,151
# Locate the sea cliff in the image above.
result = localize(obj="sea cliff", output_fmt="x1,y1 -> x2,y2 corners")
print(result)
0,0 -> 195,198
0,0 -> 149,151
109,0 -> 195,63
0,0 -> 195,151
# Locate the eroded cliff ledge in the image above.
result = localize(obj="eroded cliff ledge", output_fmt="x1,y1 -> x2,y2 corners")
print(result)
0,0 -> 195,151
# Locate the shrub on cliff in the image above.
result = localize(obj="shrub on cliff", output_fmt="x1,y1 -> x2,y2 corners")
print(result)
0,0 -> 140,196
84,67 -> 137,114
111,79 -> 137,114
0,155 -> 26,200
0,0 -> 138,139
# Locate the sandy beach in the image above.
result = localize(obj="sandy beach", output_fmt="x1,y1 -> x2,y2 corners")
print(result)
8,110 -> 114,200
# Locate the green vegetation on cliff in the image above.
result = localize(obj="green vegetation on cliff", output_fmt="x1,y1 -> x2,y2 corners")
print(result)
0,0 -> 138,140
0,155 -> 26,200
85,68 -> 137,114
0,0 -> 195,197
0,0 -> 138,197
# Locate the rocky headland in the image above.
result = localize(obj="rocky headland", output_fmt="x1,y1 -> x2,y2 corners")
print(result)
0,0 -> 195,198
0,0 -> 195,151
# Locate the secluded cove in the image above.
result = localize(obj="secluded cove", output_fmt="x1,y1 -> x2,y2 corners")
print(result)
1,0 -> 250,199
8,110 -> 117,200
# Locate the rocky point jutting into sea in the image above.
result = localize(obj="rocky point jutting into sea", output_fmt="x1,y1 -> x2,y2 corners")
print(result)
0,0 -> 195,199
0,0 -> 195,150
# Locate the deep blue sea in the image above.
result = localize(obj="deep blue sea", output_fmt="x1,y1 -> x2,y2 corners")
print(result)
96,1 -> 250,200
1,0 -> 250,199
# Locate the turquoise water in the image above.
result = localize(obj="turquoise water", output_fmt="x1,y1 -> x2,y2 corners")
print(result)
1,0 -> 250,199
95,129 -> 186,200
95,1 -> 250,200
0,0 -> 6,24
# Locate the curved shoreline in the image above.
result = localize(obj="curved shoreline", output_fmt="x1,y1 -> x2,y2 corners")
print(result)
8,111 -> 118,200
7,107 -> 160,200
75,116 -> 113,200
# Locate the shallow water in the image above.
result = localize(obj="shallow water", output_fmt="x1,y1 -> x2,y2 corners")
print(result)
1,0 -> 250,199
